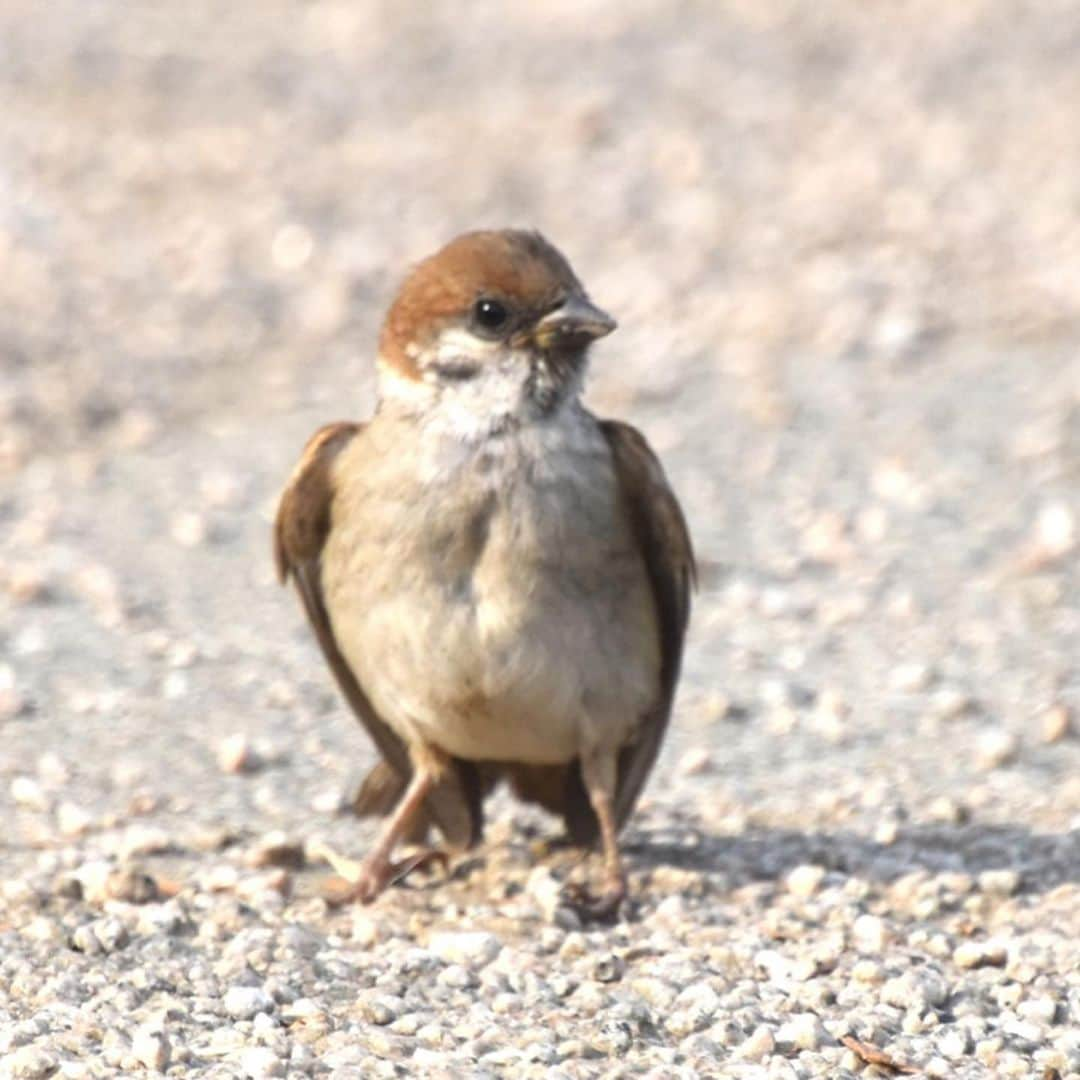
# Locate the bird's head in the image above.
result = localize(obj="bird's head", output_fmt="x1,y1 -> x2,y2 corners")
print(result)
376,230 -> 616,435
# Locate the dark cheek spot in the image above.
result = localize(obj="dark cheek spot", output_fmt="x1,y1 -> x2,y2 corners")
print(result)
431,361 -> 481,382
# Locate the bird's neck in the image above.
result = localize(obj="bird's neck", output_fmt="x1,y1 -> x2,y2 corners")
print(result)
375,359 -> 583,445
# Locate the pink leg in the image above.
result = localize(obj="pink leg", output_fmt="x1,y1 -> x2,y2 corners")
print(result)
320,745 -> 449,903
565,750 -> 627,920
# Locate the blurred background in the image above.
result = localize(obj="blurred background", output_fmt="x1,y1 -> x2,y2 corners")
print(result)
2,0 -> 1079,841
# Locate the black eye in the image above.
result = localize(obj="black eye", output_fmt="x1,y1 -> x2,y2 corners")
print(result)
472,297 -> 509,334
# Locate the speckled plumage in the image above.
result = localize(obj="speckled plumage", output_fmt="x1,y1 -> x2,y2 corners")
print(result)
275,229 -> 694,912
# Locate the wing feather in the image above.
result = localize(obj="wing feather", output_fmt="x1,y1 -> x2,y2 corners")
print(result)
509,420 -> 694,846
274,422 -> 482,849
602,420 -> 695,828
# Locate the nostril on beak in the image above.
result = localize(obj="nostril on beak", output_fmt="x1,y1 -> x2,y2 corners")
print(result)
536,297 -> 617,344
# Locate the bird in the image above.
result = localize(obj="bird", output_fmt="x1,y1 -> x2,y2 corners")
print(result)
274,229 -> 694,917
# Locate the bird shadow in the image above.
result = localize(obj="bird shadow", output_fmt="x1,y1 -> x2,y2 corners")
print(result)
622,821 -> 1080,894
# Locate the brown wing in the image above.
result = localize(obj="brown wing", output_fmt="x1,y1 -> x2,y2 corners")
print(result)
274,422 -> 484,849
543,419 -> 695,845
603,420 -> 695,826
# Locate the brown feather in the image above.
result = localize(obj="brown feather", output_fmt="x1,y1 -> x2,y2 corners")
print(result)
275,234 -> 692,864
602,419 -> 695,828
379,230 -> 582,379
563,420 -> 696,842
274,422 -> 484,849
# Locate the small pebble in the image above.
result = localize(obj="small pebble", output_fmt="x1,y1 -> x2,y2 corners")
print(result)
526,866 -> 564,921
890,662 -> 934,693
71,916 -> 130,954
874,818 -> 900,845
632,976 -> 679,1011
239,1046 -> 286,1079
978,870 -> 1021,896
247,831 -> 305,869
1034,502 -> 1075,557
785,864 -> 827,899
10,775 -> 50,812
1017,996 -> 1058,1024
224,985 -> 275,1020
272,223 -> 314,270
775,1012 -> 825,1051
56,801 -> 93,836
938,1028 -> 972,1058
678,747 -> 714,776
801,509 -> 852,564
171,512 -> 208,547
735,1025 -> 776,1061
105,867 -> 160,904
131,1026 -> 170,1072
851,959 -> 885,983
438,963 -> 476,989
592,953 -> 625,983
429,931 -> 501,967
852,914 -> 888,953
3,1047 -> 59,1079
953,940 -> 1008,969
931,687 -> 977,721
218,733 -> 261,774
6,563 -> 49,603
593,1021 -> 633,1055
118,824 -> 171,859
881,967 -> 950,1011
1040,704 -> 1072,743
0,682 -> 26,719
351,912 -> 381,946
976,729 -> 1019,770
309,787 -> 347,814
926,795 -> 967,824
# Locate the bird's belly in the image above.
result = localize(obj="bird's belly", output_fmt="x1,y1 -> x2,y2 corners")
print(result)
340,555 -> 657,765
323,428 -> 661,765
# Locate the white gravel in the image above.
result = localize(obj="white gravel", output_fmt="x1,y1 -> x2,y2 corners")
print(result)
3,1 -> 1080,1077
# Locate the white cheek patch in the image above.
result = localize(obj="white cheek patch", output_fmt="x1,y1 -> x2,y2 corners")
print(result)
377,358 -> 436,406
432,327 -> 500,367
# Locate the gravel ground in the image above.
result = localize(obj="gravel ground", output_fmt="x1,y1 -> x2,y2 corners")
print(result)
3,2 -> 1080,1077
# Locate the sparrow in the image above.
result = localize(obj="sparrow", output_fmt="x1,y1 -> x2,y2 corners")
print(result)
274,229 -> 694,917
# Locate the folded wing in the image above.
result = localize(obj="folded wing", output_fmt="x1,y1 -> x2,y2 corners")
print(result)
274,422 -> 484,849
507,419 -> 695,845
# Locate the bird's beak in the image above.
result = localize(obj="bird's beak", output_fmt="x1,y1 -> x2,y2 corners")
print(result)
533,296 -> 617,350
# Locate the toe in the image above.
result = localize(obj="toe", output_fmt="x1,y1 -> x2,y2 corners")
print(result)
387,848 -> 449,889
560,880 -> 626,923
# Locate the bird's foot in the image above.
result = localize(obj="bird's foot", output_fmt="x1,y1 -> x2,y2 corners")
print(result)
561,874 -> 626,923
384,848 -> 450,891
313,843 -> 449,904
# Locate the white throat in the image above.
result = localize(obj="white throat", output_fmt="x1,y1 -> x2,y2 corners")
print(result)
377,333 -> 584,444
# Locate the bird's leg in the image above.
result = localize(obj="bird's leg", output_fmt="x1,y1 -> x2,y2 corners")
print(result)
351,760 -> 431,844
317,745 -> 449,903
566,749 -> 627,920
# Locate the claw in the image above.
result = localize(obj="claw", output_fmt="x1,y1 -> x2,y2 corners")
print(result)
386,848 -> 449,888
561,876 -> 626,923
312,842 -> 449,904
